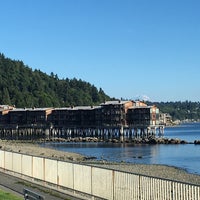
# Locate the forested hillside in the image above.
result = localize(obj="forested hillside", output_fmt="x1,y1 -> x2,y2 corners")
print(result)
0,53 -> 110,107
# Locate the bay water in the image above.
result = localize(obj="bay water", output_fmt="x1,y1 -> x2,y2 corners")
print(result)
42,123 -> 200,175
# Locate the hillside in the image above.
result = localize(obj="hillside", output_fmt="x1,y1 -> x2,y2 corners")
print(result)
150,101 -> 200,121
0,53 -> 110,107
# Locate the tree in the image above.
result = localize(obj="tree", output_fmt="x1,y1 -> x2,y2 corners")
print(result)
2,88 -> 11,105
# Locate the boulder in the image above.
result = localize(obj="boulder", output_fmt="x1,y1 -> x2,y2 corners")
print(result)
194,140 -> 200,144
148,138 -> 158,144
170,138 -> 181,144
180,140 -> 188,144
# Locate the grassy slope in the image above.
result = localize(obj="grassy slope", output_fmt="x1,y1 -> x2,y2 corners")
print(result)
0,189 -> 22,200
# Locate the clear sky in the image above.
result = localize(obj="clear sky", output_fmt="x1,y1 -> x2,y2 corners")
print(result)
0,0 -> 200,102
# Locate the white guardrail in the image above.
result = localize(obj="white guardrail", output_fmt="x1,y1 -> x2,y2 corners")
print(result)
0,149 -> 200,200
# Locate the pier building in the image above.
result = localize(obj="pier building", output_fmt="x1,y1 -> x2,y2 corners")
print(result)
0,105 -> 12,125
0,101 -> 163,140
100,100 -> 134,127
127,105 -> 160,138
8,107 -> 53,125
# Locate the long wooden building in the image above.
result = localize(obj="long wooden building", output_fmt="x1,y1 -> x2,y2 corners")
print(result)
0,101 -> 163,140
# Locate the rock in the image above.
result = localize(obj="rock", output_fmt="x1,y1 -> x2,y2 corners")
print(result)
157,138 -> 165,144
180,140 -> 188,144
92,137 -> 98,142
148,138 -> 158,144
170,138 -> 181,144
84,156 -> 97,160
142,138 -> 149,143
194,140 -> 200,144
112,139 -> 119,143
163,138 -> 170,144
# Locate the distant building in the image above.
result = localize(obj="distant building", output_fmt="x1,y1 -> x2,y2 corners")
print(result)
159,113 -> 172,126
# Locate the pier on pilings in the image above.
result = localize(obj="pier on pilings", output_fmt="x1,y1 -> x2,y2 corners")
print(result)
0,124 -> 50,140
46,125 -> 164,141
0,124 -> 164,141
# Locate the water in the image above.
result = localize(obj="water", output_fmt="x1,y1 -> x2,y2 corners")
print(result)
42,123 -> 200,175
165,122 -> 200,142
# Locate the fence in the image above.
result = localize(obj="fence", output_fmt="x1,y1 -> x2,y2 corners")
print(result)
0,149 -> 199,200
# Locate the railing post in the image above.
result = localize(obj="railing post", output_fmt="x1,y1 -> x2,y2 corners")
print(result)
112,170 -> 115,200
139,174 -> 141,200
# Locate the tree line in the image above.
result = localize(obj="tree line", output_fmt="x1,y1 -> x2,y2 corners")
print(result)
0,53 -> 110,107
150,101 -> 200,121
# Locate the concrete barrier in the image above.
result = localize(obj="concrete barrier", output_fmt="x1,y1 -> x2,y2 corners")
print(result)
21,154 -> 32,177
57,161 -> 73,189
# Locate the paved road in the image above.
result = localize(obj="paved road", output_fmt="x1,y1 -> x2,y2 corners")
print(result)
0,171 -> 84,200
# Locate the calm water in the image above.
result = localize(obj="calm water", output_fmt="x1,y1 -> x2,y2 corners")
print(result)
42,123 -> 200,175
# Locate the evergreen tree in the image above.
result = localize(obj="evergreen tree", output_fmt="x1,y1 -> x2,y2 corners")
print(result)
2,88 -> 11,105
0,53 -> 110,107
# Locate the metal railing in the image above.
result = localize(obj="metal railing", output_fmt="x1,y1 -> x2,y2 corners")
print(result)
23,188 -> 45,200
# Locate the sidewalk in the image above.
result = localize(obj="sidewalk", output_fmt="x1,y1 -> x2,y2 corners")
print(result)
0,171 -> 82,200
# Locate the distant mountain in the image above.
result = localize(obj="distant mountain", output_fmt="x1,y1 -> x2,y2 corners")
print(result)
0,53 -> 110,107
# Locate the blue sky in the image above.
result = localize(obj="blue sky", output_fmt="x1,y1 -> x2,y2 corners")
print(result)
0,0 -> 200,102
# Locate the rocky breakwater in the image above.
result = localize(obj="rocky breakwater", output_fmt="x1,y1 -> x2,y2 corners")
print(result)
41,137 -> 191,144
107,137 -> 189,144
146,137 -> 189,144
42,137 -> 101,143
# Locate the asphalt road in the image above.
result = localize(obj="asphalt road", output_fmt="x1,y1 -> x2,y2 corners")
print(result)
0,171 -> 84,200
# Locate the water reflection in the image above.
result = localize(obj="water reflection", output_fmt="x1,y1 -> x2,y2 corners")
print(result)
42,141 -> 200,174
43,142 -> 160,163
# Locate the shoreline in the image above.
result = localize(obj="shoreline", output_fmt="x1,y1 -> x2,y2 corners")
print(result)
0,140 -> 200,186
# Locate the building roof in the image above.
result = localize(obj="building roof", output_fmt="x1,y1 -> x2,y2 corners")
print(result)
54,106 -> 101,111
128,105 -> 156,109
73,106 -> 101,110
0,105 -> 14,111
100,100 -> 132,106
10,107 -> 53,112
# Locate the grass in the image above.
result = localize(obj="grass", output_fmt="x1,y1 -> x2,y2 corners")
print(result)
0,189 -> 23,200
